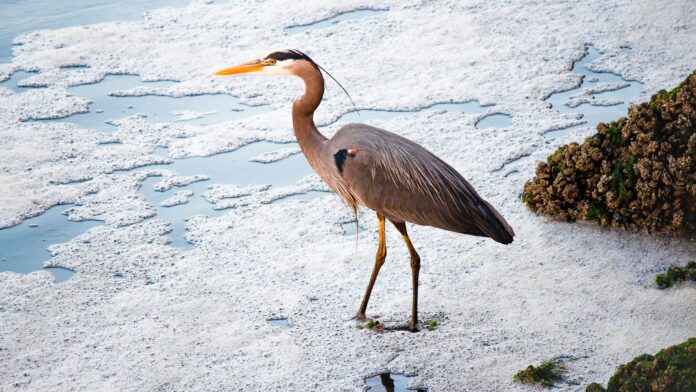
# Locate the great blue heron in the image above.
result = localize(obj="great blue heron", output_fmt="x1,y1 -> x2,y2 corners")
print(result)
215,49 -> 514,331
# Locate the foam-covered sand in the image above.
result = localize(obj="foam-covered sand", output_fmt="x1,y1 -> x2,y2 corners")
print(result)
1,0 -> 695,390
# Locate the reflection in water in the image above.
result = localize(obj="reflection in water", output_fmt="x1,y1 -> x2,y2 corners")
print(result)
365,372 -> 427,392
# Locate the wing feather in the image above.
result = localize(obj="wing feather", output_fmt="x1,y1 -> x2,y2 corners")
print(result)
327,124 -> 514,243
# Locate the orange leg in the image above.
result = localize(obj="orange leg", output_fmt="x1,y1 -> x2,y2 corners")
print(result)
357,213 -> 386,320
391,220 -> 421,332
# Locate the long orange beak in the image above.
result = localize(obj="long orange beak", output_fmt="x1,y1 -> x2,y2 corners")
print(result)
214,60 -> 264,76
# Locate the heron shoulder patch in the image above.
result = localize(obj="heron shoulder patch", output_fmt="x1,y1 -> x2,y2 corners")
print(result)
334,148 -> 359,174
334,149 -> 348,174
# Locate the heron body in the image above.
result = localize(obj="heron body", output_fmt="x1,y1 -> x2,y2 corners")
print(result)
216,49 -> 514,331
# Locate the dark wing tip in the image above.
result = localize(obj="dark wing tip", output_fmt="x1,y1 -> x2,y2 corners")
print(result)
476,202 -> 515,245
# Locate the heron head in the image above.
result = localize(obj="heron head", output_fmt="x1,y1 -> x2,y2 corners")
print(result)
215,49 -> 358,112
214,49 -> 317,77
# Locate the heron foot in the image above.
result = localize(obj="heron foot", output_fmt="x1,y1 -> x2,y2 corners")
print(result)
383,322 -> 420,333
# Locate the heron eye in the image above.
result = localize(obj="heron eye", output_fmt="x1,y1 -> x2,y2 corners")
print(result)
266,59 -> 277,65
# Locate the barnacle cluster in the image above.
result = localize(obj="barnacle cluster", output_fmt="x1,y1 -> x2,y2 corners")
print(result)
586,338 -> 696,392
524,71 -> 696,235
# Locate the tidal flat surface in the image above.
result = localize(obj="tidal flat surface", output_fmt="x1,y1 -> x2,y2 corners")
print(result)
1,1 -> 696,390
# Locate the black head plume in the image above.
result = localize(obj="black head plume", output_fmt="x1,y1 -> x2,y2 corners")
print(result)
265,49 -> 359,115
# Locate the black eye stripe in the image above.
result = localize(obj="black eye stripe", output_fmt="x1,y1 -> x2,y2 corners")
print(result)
265,49 -> 317,67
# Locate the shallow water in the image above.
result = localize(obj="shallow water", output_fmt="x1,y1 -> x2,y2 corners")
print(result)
285,8 -> 388,34
329,101 -> 494,126
0,0 -> 189,63
136,142 -> 316,249
0,70 -> 41,91
545,45 -> 643,138
267,318 -> 292,329
475,112 -> 512,129
0,204 -> 101,281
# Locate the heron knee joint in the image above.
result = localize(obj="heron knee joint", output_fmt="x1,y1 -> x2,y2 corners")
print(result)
410,255 -> 420,270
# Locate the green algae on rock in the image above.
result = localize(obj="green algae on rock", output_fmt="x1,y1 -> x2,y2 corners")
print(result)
587,338 -> 696,392
655,261 -> 696,289
585,382 -> 606,391
424,319 -> 438,331
513,360 -> 565,387
523,71 -> 696,236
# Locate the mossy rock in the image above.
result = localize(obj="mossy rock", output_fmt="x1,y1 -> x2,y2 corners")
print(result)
513,360 -> 565,387
523,70 -> 696,236
655,261 -> 696,289
423,319 -> 438,331
586,382 -> 606,391
588,338 -> 696,392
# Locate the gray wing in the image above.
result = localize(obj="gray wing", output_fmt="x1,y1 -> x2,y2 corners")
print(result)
327,123 -> 514,244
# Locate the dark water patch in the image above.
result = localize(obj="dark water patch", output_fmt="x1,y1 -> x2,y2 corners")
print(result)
267,318 -> 291,330
0,204 -> 101,276
544,45 -> 643,139
365,373 -> 427,392
33,74 -> 267,131
475,112 -> 512,129
285,8 -> 387,34
1,0 -> 190,63
45,266 -> 76,283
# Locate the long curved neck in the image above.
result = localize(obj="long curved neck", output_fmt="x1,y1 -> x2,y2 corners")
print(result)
292,64 -> 327,159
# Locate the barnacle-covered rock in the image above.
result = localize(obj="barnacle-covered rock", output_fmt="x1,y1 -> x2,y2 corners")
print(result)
523,71 -> 696,236
586,338 -> 696,392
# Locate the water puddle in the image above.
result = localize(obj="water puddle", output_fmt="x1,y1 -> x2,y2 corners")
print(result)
327,101 -> 494,126
544,45 -> 643,138
0,204 -> 101,281
267,318 -> 292,330
23,74 -> 266,131
0,70 -> 41,91
365,373 -> 427,392
0,0 -> 190,63
475,112 -> 512,129
285,8 -> 388,34
44,267 -> 76,283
